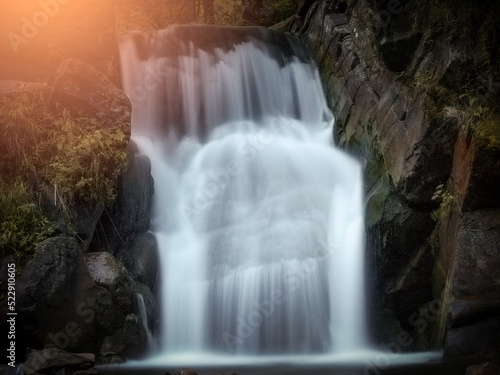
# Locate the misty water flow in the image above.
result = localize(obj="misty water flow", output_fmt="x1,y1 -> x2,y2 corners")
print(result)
119,26 -> 369,361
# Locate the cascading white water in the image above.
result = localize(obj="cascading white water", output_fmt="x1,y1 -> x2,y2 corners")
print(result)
137,293 -> 155,352
119,25 -> 368,359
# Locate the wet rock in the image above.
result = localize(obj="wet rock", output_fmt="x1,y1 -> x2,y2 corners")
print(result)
84,251 -> 158,360
84,251 -> 156,331
99,314 -> 148,360
23,348 -> 94,375
116,233 -> 159,291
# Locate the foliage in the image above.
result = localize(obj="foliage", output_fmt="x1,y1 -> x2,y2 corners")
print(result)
400,0 -> 500,142
1,89 -> 128,207
431,184 -> 456,221
139,0 -> 203,28
35,112 -> 129,207
0,178 -> 55,267
0,88 -> 128,263
136,0 -> 296,28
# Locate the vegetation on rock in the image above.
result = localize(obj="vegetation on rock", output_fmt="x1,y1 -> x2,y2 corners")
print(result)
0,89 -> 128,266
405,0 -> 500,134
114,0 -> 296,31
0,179 -> 55,266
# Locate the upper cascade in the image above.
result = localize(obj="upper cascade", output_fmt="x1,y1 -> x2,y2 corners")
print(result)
119,25 -> 332,140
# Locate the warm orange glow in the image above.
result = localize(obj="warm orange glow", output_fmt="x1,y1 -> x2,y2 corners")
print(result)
0,0 -> 115,79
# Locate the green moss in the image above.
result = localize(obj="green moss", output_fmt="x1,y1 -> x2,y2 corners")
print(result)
474,116 -> 500,150
0,178 -> 55,268
431,184 -> 457,222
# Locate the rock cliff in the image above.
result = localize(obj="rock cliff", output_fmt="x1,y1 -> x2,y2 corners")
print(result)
284,0 -> 500,363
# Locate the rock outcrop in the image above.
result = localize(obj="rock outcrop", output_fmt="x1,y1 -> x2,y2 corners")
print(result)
16,237 -> 112,355
0,0 -> 157,363
89,150 -> 154,255
288,0 -> 500,362
23,348 -> 96,375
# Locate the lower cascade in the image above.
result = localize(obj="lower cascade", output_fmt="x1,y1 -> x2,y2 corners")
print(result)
119,25 -> 368,358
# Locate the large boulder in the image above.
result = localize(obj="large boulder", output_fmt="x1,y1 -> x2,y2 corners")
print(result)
84,252 -> 158,361
16,237 -> 113,354
84,252 -> 129,287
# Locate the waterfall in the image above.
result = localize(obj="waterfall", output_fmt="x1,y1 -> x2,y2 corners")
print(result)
119,25 -> 368,359
137,293 -> 156,352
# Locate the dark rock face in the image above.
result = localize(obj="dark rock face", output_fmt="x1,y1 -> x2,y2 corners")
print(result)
84,251 -> 158,361
379,32 -> 423,73
465,362 -> 500,375
23,348 -> 95,375
99,313 -> 150,360
435,123 -> 500,361
116,232 -> 159,292
90,150 -> 154,254
17,237 -> 112,354
291,0 -> 500,362
453,127 -> 500,211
